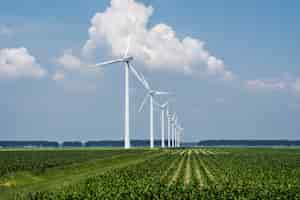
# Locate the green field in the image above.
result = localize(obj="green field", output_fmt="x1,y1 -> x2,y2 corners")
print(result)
0,148 -> 300,199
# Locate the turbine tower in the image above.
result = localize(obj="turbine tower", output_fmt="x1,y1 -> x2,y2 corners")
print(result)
138,77 -> 169,148
176,125 -> 179,147
92,38 -> 145,149
175,125 -> 177,147
167,109 -> 171,148
174,117 -> 178,147
178,126 -> 183,147
176,124 -> 180,147
153,101 -> 168,148
175,119 -> 180,147
171,113 -> 176,148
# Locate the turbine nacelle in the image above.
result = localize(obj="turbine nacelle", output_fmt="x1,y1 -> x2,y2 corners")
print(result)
161,102 -> 169,109
153,100 -> 168,110
139,90 -> 170,112
149,90 -> 156,96
122,56 -> 134,63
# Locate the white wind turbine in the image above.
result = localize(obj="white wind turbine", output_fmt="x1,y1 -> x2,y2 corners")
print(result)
153,101 -> 169,148
178,126 -> 184,147
171,113 -> 176,148
174,114 -> 178,148
92,37 -> 146,149
138,76 -> 169,148
167,109 -> 172,148
175,118 -> 181,147
170,113 -> 173,148
176,123 -> 180,147
174,116 -> 178,147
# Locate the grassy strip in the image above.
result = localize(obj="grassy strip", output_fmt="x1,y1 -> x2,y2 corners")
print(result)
20,152 -> 174,199
1,150 -> 164,200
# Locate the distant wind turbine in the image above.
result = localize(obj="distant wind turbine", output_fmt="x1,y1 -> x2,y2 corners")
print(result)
176,123 -> 180,147
171,113 -> 176,148
153,101 -> 169,148
138,76 -> 169,148
175,125 -> 177,147
178,126 -> 184,147
175,118 -> 181,147
167,109 -> 171,148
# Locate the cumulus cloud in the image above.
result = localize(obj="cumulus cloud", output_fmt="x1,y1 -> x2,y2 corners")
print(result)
82,0 -> 233,80
56,49 -> 83,71
0,47 -> 46,79
54,49 -> 99,82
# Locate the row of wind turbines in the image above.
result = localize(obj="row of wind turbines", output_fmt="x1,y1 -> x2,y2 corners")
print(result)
90,37 -> 184,149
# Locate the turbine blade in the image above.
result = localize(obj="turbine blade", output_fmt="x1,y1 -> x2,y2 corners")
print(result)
139,72 -> 151,91
172,113 -> 176,120
128,63 -> 149,90
162,102 -> 169,108
95,59 -> 123,67
155,91 -> 169,95
138,94 -> 149,112
152,99 -> 161,108
124,36 -> 131,57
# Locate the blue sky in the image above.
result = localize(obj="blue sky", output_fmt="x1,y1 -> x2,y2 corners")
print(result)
0,0 -> 300,142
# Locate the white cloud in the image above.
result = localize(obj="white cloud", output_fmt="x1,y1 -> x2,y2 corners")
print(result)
56,49 -> 82,71
0,25 -> 13,37
245,79 -> 286,91
54,49 -> 100,82
82,0 -> 233,80
245,76 -> 300,97
0,47 -> 46,79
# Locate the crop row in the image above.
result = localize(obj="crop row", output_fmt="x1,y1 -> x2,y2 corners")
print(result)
18,148 -> 300,199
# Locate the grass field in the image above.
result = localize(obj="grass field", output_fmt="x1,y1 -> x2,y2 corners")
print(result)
0,148 -> 300,199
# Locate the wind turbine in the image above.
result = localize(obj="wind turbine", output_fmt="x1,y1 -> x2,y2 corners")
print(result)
175,118 -> 181,147
176,123 -> 180,147
174,117 -> 178,147
178,126 -> 184,147
167,108 -> 171,148
171,113 -> 176,148
138,77 -> 169,148
153,101 -> 168,148
174,114 -> 178,148
92,37 -> 146,149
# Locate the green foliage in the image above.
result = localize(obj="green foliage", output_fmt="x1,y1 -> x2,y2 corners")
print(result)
0,149 -> 149,177
17,148 -> 300,200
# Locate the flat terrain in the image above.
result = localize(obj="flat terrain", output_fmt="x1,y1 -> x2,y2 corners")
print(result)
0,148 -> 300,199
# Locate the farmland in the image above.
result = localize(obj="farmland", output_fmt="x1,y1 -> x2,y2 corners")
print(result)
1,148 -> 300,199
